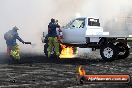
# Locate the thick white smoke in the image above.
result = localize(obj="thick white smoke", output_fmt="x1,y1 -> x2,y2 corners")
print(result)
0,0 -> 132,55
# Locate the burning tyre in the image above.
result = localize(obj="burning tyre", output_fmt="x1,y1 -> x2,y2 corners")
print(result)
100,44 -> 118,61
116,43 -> 130,59
59,44 -> 77,58
44,43 -> 77,58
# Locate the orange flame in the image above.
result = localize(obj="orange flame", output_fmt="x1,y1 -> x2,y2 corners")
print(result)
59,44 -> 75,58
78,65 -> 86,76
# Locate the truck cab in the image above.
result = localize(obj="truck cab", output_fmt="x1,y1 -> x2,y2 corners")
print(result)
61,17 -> 103,44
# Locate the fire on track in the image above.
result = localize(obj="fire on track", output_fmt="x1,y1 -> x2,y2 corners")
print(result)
0,53 -> 132,88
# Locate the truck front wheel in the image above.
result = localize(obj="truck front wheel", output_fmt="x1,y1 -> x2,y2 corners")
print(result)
116,43 -> 130,59
100,44 -> 118,61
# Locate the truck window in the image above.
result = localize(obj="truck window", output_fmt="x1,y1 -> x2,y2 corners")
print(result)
88,18 -> 100,26
70,18 -> 85,29
64,21 -> 72,29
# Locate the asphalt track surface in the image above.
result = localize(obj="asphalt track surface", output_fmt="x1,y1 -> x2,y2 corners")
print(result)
0,53 -> 132,88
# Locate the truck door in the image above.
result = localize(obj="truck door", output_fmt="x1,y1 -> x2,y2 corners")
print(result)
62,18 -> 86,44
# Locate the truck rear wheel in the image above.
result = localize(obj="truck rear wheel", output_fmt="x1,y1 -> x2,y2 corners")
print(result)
100,44 -> 118,61
116,43 -> 130,59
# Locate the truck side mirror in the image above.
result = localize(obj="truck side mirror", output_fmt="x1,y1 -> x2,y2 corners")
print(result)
72,25 -> 75,27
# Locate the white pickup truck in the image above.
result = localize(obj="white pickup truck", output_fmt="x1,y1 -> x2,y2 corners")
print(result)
42,17 -> 132,61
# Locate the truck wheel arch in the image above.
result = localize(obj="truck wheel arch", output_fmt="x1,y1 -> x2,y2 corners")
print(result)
98,38 -> 107,45
116,42 -> 130,59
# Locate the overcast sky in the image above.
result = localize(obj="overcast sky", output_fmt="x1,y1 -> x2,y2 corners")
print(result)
0,0 -> 132,54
